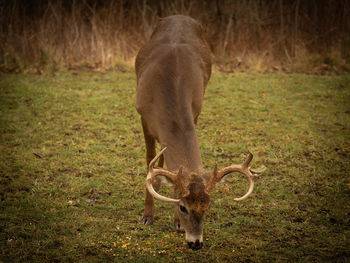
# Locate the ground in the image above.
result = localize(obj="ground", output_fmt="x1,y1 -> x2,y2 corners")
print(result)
0,70 -> 349,262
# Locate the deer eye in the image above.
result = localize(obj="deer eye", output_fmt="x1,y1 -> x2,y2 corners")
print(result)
179,205 -> 188,214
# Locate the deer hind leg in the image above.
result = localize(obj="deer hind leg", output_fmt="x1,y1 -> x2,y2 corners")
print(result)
141,118 -> 161,225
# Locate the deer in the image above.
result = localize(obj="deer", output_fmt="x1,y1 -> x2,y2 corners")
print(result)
135,15 -> 265,250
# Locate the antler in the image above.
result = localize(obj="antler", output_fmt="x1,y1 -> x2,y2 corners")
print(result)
146,147 -> 182,203
205,153 -> 266,201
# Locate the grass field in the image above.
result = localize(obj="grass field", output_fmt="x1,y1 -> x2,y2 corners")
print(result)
0,70 -> 349,262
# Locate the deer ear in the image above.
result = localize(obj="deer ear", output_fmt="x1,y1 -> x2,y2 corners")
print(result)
218,174 -> 229,184
156,166 -> 183,188
158,175 -> 175,187
215,164 -> 231,184
205,163 -> 219,193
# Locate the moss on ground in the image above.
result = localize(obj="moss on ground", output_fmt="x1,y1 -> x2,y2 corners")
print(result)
0,71 -> 349,262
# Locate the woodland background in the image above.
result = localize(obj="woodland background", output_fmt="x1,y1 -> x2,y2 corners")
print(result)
1,0 -> 349,74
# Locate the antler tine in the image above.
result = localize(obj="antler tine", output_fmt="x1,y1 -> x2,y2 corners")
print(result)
212,153 -> 265,201
149,147 -> 167,171
146,147 -> 180,203
250,165 -> 266,174
242,152 -> 253,168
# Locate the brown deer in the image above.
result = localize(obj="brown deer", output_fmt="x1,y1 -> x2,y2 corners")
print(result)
135,15 -> 265,250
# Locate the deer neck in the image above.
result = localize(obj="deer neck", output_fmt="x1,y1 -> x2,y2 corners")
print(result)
160,127 -> 203,173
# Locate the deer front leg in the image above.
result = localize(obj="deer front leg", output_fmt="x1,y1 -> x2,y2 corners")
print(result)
141,118 -> 161,225
143,177 -> 161,225
173,188 -> 184,231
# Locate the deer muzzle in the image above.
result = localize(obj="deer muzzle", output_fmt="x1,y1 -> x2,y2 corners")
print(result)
187,240 -> 203,250
186,232 -> 203,250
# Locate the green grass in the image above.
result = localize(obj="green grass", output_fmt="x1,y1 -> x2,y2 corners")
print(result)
0,70 -> 349,262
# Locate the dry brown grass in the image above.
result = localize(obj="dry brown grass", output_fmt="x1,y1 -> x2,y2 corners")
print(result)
0,0 -> 349,73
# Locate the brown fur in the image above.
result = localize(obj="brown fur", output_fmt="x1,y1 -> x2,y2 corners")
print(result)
135,15 -> 212,249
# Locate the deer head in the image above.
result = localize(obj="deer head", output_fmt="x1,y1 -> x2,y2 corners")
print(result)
146,148 -> 266,250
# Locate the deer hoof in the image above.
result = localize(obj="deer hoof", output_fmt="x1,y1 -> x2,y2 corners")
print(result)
142,216 -> 153,225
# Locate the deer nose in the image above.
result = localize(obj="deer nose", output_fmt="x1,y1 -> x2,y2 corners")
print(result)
187,240 -> 203,250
